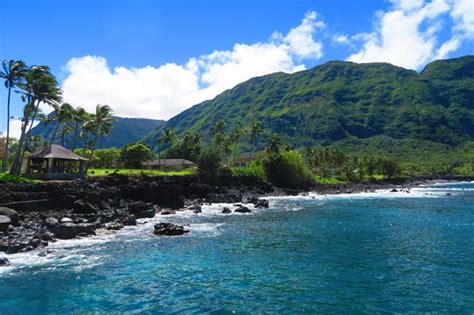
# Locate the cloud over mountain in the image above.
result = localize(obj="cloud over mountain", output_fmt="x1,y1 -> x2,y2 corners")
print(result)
61,11 -> 325,120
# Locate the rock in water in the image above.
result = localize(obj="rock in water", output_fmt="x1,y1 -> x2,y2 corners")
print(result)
0,207 -> 19,226
0,257 -> 10,266
222,207 -> 231,214
234,206 -> 251,213
255,199 -> 269,208
153,223 -> 189,236
73,199 -> 99,214
0,215 -> 11,234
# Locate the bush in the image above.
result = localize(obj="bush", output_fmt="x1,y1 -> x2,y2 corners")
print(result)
233,160 -> 267,181
197,147 -> 222,184
263,151 -> 315,188
121,142 -> 153,168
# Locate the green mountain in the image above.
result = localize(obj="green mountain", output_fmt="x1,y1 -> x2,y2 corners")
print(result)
32,116 -> 165,149
144,56 -> 474,156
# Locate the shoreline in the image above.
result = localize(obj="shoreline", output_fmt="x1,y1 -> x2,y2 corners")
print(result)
1,175 -> 473,265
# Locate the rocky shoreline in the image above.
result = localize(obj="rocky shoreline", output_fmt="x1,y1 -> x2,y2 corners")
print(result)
0,174 -> 471,265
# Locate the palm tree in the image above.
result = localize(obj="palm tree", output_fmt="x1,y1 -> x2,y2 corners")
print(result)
50,102 -> 75,145
0,60 -> 26,172
212,120 -> 229,165
71,107 -> 87,150
249,121 -> 263,156
265,133 -> 283,154
85,104 -> 114,161
10,65 -> 61,175
230,127 -> 245,165
158,127 -> 176,174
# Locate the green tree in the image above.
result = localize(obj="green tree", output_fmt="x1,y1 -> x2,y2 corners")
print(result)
121,142 -> 153,168
157,127 -> 176,173
230,127 -> 245,165
50,102 -> 75,145
0,60 -> 26,172
263,151 -> 314,188
84,104 -> 114,163
71,107 -> 87,150
265,133 -> 283,154
197,147 -> 222,184
248,121 -> 263,155
11,65 -> 61,175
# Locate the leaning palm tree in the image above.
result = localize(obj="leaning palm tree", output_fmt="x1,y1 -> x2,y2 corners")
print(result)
10,65 -> 61,175
158,127 -> 176,174
0,60 -> 27,172
50,102 -> 75,145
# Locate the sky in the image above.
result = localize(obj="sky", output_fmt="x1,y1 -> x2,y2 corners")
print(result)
0,0 -> 473,138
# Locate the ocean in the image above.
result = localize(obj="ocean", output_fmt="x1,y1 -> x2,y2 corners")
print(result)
1,182 -> 473,314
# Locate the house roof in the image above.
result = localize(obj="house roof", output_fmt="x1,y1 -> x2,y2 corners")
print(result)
29,144 -> 88,161
142,159 -> 194,166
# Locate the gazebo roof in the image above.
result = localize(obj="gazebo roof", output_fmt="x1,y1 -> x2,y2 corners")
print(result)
29,144 -> 88,161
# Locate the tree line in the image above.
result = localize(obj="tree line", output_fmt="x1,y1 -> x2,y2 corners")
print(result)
0,59 -> 114,175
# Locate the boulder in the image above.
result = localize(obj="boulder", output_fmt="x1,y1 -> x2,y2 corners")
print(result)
234,206 -> 251,213
0,257 -> 10,266
124,215 -> 137,226
73,199 -> 99,214
0,207 -> 19,226
0,215 -> 11,234
390,189 -> 398,192
44,217 -> 59,226
161,209 -> 176,215
221,207 -> 231,214
127,201 -> 156,219
153,223 -> 189,236
49,222 -> 97,239
255,199 -> 269,208
105,222 -> 124,231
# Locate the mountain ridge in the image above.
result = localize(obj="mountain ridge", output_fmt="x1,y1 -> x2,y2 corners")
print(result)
143,56 -> 474,152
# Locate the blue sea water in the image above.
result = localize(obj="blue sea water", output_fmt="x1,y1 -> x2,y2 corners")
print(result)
1,182 -> 473,314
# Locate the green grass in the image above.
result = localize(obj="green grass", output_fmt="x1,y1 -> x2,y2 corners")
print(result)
87,168 -> 194,177
0,172 -> 42,183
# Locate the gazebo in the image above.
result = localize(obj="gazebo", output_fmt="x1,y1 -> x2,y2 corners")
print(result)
25,144 -> 88,180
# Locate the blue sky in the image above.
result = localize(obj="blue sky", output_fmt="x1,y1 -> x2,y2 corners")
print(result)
0,0 -> 473,136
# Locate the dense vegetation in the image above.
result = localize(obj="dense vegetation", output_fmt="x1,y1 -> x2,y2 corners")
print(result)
143,56 -> 474,172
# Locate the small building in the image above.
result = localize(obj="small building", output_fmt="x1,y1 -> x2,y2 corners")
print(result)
142,159 -> 194,170
25,144 -> 88,180
233,155 -> 259,168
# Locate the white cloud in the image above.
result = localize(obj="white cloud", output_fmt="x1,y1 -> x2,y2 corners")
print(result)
332,34 -> 349,44
347,0 -> 472,69
8,118 -> 39,140
61,11 -> 324,120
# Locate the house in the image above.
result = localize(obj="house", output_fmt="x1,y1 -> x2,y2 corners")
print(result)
142,159 -> 194,170
233,155 -> 259,168
25,144 -> 88,180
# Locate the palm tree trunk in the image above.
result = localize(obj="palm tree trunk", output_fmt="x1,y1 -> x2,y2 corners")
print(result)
82,132 -> 89,155
233,141 -> 237,166
86,133 -> 98,173
2,85 -> 12,172
72,121 -> 78,150
17,100 -> 42,175
10,118 -> 29,176
50,121 -> 61,145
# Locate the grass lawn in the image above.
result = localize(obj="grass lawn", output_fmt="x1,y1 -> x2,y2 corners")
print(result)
87,168 -> 195,177
0,172 -> 41,183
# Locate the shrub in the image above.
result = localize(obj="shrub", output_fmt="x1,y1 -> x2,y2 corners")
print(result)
263,151 -> 315,188
197,147 -> 222,184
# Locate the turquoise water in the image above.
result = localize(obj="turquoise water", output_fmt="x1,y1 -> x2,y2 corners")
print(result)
1,182 -> 473,314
